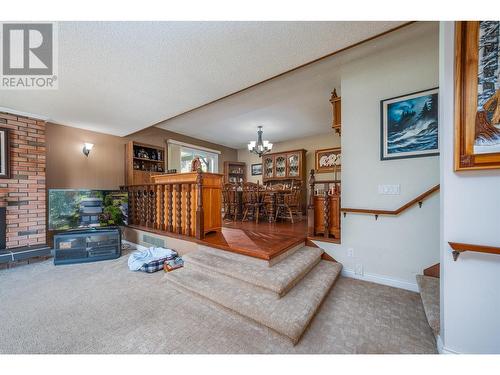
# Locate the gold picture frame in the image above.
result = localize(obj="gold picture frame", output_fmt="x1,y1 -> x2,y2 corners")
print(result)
455,21 -> 500,171
315,147 -> 341,173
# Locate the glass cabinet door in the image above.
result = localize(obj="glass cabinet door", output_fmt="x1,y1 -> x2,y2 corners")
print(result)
264,156 -> 274,178
287,153 -> 300,177
275,155 -> 286,177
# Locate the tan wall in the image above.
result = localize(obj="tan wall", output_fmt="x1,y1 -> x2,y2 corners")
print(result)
237,131 -> 341,183
123,126 -> 238,172
46,123 -> 237,189
46,123 -> 125,189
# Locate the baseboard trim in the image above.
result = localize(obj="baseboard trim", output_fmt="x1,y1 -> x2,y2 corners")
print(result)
122,240 -> 147,251
436,335 -> 460,354
341,268 -> 419,292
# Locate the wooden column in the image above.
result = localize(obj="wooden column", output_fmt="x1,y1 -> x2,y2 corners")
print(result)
159,184 -> 165,231
307,169 -> 315,236
150,186 -> 156,228
195,169 -> 204,239
175,184 -> 182,234
186,184 -> 192,236
323,189 -> 330,238
167,184 -> 173,232
139,187 -> 146,227
145,186 -> 151,227
129,187 -> 135,225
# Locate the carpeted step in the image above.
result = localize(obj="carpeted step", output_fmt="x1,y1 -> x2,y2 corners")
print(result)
184,246 -> 323,297
164,260 -> 342,344
197,241 -> 305,267
416,275 -> 440,335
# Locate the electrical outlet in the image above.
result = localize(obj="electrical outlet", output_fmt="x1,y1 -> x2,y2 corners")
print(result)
355,263 -> 363,276
378,184 -> 400,195
347,248 -> 354,257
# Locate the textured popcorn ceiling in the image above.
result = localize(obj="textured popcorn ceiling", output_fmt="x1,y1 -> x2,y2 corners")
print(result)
0,21 -> 405,137
159,22 -> 437,148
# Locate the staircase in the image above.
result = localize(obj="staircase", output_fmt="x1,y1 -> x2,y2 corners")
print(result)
416,274 -> 440,336
164,243 -> 342,344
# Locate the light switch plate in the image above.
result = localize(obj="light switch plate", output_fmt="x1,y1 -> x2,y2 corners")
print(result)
378,184 -> 400,195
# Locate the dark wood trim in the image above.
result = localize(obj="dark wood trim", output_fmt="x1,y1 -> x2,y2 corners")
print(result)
128,220 -> 308,262
321,253 -> 338,262
147,22 -> 415,129
0,127 -> 11,179
305,239 -> 338,262
307,236 -> 341,245
423,263 -> 440,278
454,21 -> 500,171
449,242 -> 500,261
341,184 -> 439,217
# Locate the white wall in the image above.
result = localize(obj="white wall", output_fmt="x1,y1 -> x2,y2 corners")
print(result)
439,22 -> 500,354
318,22 -> 440,291
237,132 -> 341,183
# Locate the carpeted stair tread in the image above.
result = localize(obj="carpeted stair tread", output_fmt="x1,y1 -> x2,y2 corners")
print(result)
184,246 -> 322,297
164,260 -> 342,344
197,241 -> 305,267
416,275 -> 440,335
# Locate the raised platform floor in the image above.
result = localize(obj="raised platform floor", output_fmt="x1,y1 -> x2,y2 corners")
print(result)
127,218 -> 340,261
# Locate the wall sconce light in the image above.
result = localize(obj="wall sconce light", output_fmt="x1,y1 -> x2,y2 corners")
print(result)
83,143 -> 94,157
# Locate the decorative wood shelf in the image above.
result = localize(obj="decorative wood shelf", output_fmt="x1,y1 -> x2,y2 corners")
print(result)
125,141 -> 166,186
330,89 -> 341,135
223,161 -> 246,184
341,184 -> 440,220
448,242 -> 500,261
133,157 -> 165,162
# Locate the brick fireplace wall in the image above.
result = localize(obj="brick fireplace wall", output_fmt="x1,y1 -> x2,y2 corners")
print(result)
0,112 -> 46,249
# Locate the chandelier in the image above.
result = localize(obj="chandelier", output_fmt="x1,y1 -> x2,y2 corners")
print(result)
247,126 -> 273,157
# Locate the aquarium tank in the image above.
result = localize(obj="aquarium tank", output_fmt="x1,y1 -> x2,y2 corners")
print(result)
48,189 -> 128,231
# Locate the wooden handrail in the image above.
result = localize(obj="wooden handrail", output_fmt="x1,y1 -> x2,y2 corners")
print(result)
449,242 -> 500,261
341,184 -> 440,220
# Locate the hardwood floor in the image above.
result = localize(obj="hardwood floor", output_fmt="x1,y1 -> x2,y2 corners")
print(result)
128,217 -> 311,261
202,219 -> 308,261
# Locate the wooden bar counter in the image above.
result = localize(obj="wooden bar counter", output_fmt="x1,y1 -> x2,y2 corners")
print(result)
151,171 -> 222,238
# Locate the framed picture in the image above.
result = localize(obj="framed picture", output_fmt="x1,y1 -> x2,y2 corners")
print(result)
380,88 -> 439,160
0,128 -> 10,179
455,21 -> 500,171
315,147 -> 341,173
251,163 -> 262,176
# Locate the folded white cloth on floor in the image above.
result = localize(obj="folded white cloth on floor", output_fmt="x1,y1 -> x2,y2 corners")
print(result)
127,247 -> 177,271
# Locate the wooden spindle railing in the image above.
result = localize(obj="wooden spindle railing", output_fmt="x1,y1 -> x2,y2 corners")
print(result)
123,169 -> 205,239
307,169 -> 341,240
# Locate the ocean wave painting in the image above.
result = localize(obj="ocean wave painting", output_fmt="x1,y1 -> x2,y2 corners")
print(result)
474,21 -> 500,154
381,88 -> 439,160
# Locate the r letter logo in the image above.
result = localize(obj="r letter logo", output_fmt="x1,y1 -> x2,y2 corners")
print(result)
1,23 -> 58,89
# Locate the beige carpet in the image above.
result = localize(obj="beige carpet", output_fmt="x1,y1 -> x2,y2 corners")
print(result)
416,275 -> 440,335
166,259 -> 341,344
0,251 -> 437,354
184,246 -> 323,296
